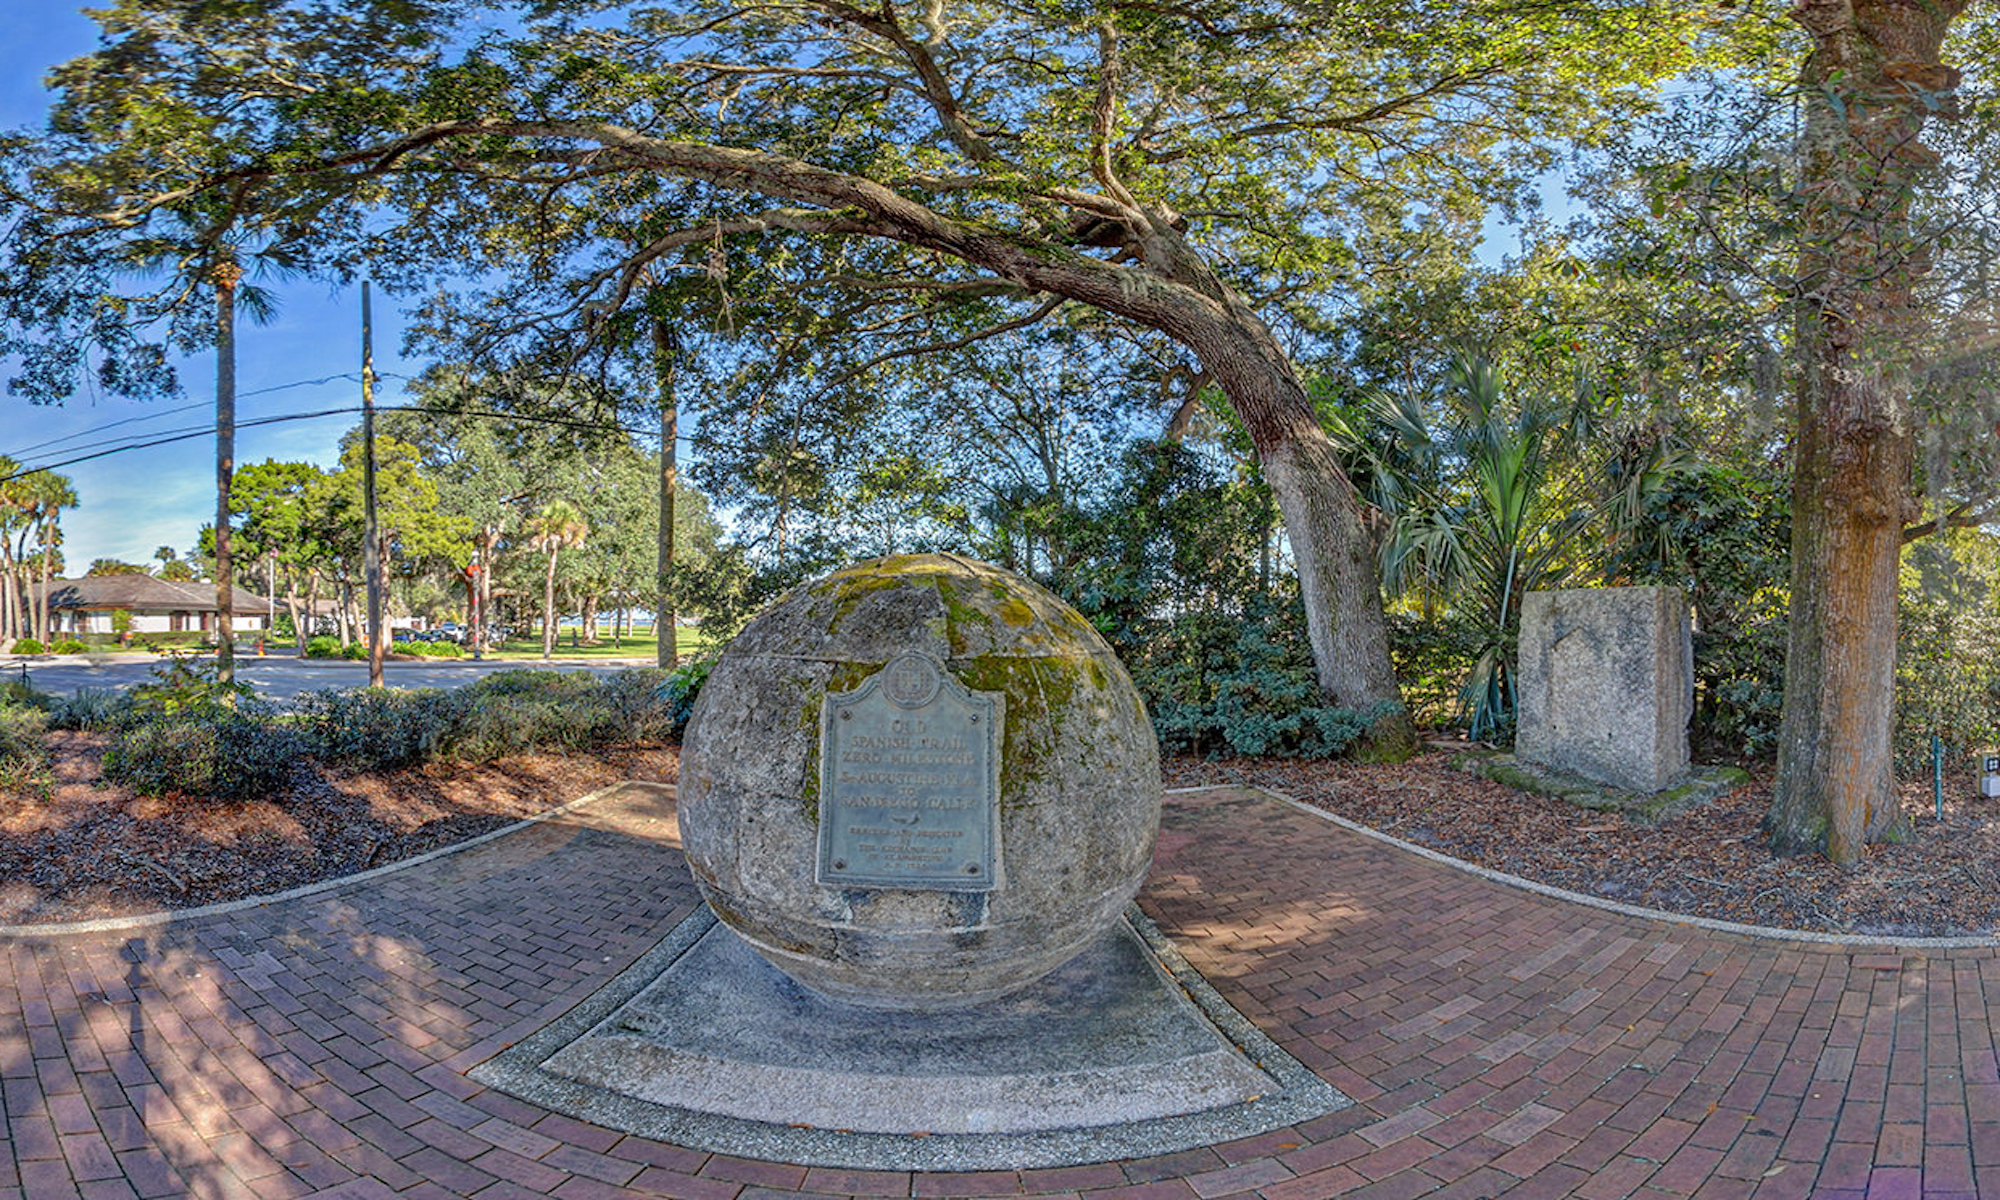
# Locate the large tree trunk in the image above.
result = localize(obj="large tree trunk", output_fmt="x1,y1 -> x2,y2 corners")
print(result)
1179,307 -> 1419,759
1768,0 -> 1966,862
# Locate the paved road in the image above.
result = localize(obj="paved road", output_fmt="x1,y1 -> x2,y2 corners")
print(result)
3,783 -> 1996,1199
5,653 -> 658,702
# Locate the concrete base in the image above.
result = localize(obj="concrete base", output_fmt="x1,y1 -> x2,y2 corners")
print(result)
472,906 -> 1348,1170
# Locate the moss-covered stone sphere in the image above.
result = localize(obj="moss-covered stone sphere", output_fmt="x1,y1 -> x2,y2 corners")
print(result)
678,553 -> 1161,1010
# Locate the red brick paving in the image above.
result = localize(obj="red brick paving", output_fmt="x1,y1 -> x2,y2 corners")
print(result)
3,781 -> 1997,1198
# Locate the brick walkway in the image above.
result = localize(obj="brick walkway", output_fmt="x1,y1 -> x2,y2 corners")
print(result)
2,782 -> 1996,1200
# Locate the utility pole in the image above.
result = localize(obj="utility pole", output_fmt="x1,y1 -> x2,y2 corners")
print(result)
362,282 -> 385,688
213,259 -> 239,684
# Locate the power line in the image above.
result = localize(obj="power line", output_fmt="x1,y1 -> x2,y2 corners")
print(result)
0,371 -> 397,463
0,401 -> 735,485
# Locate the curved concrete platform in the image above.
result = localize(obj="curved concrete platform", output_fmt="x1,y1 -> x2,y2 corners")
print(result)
1,781 -> 1997,1199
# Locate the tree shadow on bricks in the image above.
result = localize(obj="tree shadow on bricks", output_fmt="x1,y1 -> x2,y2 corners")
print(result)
1,787 -> 692,1198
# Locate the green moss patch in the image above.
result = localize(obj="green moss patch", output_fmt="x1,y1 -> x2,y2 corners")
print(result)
1455,751 -> 1751,826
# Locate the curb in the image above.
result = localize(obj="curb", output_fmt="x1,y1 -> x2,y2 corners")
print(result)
1166,784 -> 2000,951
0,780 -> 666,940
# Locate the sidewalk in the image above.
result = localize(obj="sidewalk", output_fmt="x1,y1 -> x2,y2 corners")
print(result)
0,782 -> 1993,1199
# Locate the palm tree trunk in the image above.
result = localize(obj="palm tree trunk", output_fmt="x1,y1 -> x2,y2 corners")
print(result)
542,547 -> 560,660
653,314 -> 680,669
37,520 -> 52,643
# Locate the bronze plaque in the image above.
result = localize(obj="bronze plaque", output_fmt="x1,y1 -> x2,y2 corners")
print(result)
817,653 -> 1002,891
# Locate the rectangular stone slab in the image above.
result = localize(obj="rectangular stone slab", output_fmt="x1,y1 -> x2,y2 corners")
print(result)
1515,586 -> 1693,794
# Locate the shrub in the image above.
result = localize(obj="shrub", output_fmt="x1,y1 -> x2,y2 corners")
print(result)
12,638 -> 44,655
600,666 -> 690,741
0,703 -> 48,788
304,635 -> 343,659
294,687 -> 461,769
127,655 -> 256,719
1148,618 -> 1404,758
341,640 -> 368,660
0,676 -> 51,710
46,688 -> 133,732
53,639 -> 88,655
654,657 -> 715,737
102,703 -> 301,799
409,640 -> 463,658
450,671 -> 615,760
462,669 -> 600,699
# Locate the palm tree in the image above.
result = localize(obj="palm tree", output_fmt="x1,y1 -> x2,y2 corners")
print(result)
1357,352 -> 1600,741
525,499 -> 588,660
0,457 -> 30,642
26,472 -> 77,642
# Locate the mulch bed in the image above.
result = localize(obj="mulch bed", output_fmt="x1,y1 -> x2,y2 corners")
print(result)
1165,749 -> 2000,938
0,732 -> 679,925
7,734 -> 1993,937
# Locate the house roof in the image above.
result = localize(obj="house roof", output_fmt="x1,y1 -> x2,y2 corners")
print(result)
32,576 -> 278,613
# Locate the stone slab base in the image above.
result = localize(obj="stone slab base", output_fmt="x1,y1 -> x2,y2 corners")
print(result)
471,906 -> 1348,1170
1458,752 -> 1751,825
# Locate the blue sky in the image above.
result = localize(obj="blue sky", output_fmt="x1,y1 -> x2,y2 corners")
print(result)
0,1 -> 1559,574
0,2 -> 421,571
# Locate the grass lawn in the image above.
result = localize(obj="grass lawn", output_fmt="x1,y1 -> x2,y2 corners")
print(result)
487,627 -> 718,661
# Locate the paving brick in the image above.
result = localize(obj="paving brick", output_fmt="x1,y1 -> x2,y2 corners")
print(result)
3,782 -> 1999,1200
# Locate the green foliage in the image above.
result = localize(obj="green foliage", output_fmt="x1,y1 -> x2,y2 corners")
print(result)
98,654 -> 295,798
660,656 -> 714,736
101,704 -> 302,800
110,609 -> 133,635
450,670 -> 621,760
291,666 -> 685,771
0,677 -> 52,710
598,666 -> 692,742
294,687 -> 460,770
126,656 -> 256,720
46,688 -> 132,732
52,639 -> 87,655
1610,461 -> 1791,758
11,638 -> 43,655
404,639 -> 463,658
0,703 -> 49,789
1895,534 -> 2000,777
304,635 -> 343,659
1352,352 -> 1598,742
1386,612 -> 1484,731
1149,612 -> 1404,759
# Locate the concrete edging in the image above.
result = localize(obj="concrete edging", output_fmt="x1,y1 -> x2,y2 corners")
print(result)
1169,784 -> 2000,950
0,780 -> 652,940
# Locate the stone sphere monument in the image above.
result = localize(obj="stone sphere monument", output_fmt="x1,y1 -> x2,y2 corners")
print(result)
678,553 -> 1161,1010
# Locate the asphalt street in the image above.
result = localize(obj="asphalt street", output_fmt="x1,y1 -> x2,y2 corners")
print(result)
5,653 -> 656,702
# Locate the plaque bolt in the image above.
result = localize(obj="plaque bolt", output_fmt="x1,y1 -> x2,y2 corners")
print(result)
965,864 -> 979,874
834,859 -> 847,869
969,713 -> 980,723
840,709 -> 851,720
